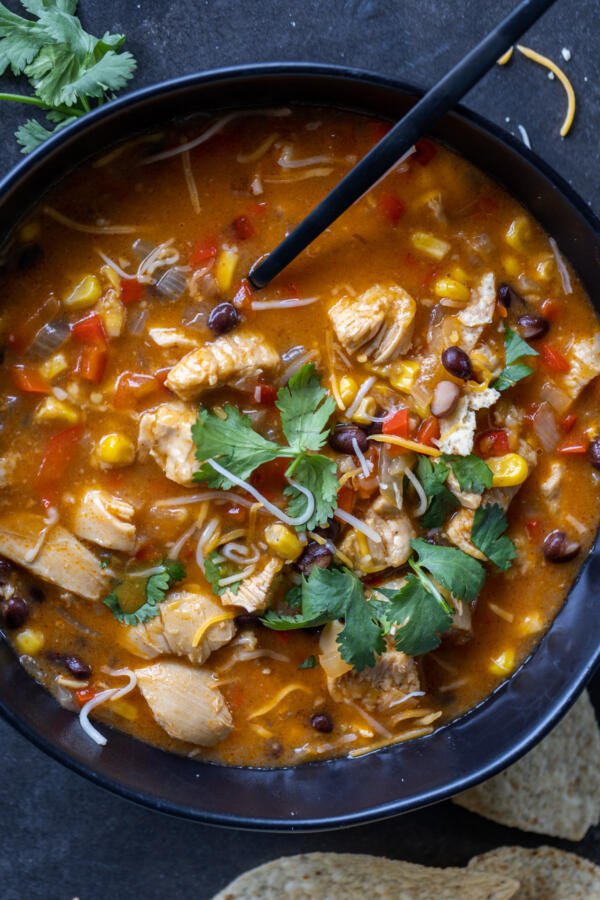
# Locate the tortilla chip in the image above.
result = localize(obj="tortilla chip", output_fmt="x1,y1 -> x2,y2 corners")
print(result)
212,851 -> 519,899
469,846 -> 600,899
453,690 -> 600,840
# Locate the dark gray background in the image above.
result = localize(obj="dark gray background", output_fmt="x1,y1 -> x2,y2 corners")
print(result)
1,1 -> 599,898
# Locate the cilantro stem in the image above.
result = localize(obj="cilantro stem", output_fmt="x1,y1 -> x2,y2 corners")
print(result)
409,559 -> 452,613
0,92 -> 84,118
284,453 -> 305,478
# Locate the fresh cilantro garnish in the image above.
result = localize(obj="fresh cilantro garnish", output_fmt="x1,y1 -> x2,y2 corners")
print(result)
203,550 -> 240,596
193,364 -> 339,531
442,453 -> 493,494
374,576 -> 453,656
493,327 -> 538,392
103,560 -> 185,625
276,363 -> 336,453
298,655 -> 316,669
471,503 -> 517,570
411,538 -> 485,602
416,456 -> 459,529
0,1 -> 137,153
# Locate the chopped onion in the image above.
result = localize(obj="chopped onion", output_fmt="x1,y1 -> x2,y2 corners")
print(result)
532,400 -> 560,451
143,108 -> 291,164
43,205 -> 138,234
404,466 -> 428,516
250,296 -> 318,311
278,348 -> 319,384
26,318 -> 69,359
155,267 -> 188,300
153,490 -> 255,509
351,437 -> 373,479
549,237 -> 573,294
204,459 -> 315,527
334,508 -> 382,544
126,307 -> 148,335
345,376 -> 376,420
540,379 -> 572,415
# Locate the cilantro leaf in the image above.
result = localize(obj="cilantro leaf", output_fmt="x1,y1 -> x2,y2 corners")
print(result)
276,363 -> 336,453
443,453 -> 493,494
284,453 -> 339,531
337,586 -> 385,671
471,503 -> 517,571
375,575 -> 454,655
416,456 -> 459,529
203,550 -> 240,597
411,538 -> 485,602
298,655 -> 316,669
493,327 -> 538,392
261,566 -> 349,630
103,560 -> 186,625
193,404 -> 286,488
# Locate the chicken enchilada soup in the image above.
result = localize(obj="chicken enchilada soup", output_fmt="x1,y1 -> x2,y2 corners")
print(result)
0,108 -> 599,766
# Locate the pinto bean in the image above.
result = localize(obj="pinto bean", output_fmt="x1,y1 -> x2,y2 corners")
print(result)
328,423 -> 369,454
431,380 -> 461,417
441,346 -> 472,380
543,530 -> 580,563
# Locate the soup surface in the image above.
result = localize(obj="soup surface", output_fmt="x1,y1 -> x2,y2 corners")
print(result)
0,108 -> 599,767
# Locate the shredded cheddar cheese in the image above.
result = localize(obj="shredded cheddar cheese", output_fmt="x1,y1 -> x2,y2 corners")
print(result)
516,44 -> 576,136
192,611 -> 236,648
368,433 -> 441,457
247,683 -> 311,720
497,46 -> 514,66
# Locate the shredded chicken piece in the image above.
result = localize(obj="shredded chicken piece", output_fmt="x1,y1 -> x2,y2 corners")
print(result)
72,489 -> 136,553
560,335 -> 600,401
138,401 -> 198,486
340,496 -> 414,574
221,556 -> 283,613
328,284 -> 416,365
445,508 -> 486,560
337,650 -> 421,713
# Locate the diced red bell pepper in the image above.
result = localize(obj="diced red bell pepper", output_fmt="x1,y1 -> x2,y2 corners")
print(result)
112,371 -> 160,408
75,688 -> 96,706
190,236 -> 218,266
232,278 -> 253,310
120,279 -> 145,306
75,345 -> 107,384
378,193 -> 406,225
11,365 -> 50,394
253,382 -> 277,406
36,425 -> 83,495
477,428 -> 510,458
416,415 -> 440,447
540,343 -> 570,373
231,215 -> 255,241
557,440 -> 589,455
335,485 -> 355,516
382,407 -> 410,438
71,313 -> 107,348
560,413 -> 577,432
525,518 -> 542,541
414,138 -> 437,166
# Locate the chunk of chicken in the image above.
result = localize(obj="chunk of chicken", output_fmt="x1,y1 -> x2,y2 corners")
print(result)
458,272 -> 496,351
221,556 -> 283,613
328,285 -> 416,365
148,327 -> 199,349
0,512 -> 108,600
72,489 -> 136,553
560,336 -> 600,402
445,508 -> 486,560
0,452 -> 18,487
137,661 -> 233,746
122,587 -> 236,665
539,460 -> 564,514
436,387 -> 500,456
337,649 -> 420,713
165,332 -> 280,401
138,401 -> 198,486
340,496 -> 414,574
447,469 -> 482,510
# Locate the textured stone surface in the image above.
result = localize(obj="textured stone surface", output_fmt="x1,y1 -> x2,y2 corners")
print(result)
0,1 -> 599,898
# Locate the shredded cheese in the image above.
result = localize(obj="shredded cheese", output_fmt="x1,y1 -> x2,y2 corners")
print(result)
192,611 -> 236,648
247,683 -> 311,720
497,46 -> 514,65
488,602 -> 514,623
368,433 -> 441,457
348,725 -> 434,757
516,44 -> 576,136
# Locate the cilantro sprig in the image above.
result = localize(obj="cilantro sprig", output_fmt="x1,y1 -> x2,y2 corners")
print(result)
493,327 -> 538,392
103,560 -> 185,625
471,503 -> 517,570
204,550 -> 241,597
415,454 -> 492,529
192,364 -> 338,532
0,1 -> 137,152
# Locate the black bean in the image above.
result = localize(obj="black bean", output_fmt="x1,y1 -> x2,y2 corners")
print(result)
543,530 -> 581,563
0,595 -> 29,629
315,518 -> 341,542
29,585 -> 46,603
48,652 -> 92,680
328,423 -> 369,454
235,613 -> 262,628
296,542 -> 333,576
589,438 -> 600,471
368,419 -> 384,436
310,712 -> 333,733
441,346 -> 472,380
497,282 -> 526,309
18,243 -> 43,271
207,301 -> 240,335
517,314 -> 550,341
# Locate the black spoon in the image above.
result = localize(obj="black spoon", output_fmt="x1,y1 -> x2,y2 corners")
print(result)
249,0 -> 557,290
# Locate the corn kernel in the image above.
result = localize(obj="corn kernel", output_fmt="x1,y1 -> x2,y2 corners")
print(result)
34,396 -> 80,426
215,246 -> 239,293
351,396 -> 377,424
505,216 -> 531,251
97,432 -> 136,467
39,352 -> 68,381
100,263 -> 120,290
518,613 -> 544,636
389,360 -> 420,393
264,523 -> 303,561
489,649 -> 515,676
450,266 -> 468,283
487,453 -> 529,487
339,375 -> 358,406
19,221 -> 41,243
96,290 -> 125,338
15,628 -> 45,656
433,277 -> 470,303
63,274 -> 102,310
502,255 -> 521,277
410,231 -> 451,261
109,698 -> 138,721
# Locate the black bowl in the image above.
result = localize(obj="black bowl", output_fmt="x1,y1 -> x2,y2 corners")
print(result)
1,64 -> 599,831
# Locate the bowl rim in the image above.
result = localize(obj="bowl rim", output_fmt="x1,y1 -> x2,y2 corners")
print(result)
1,61 -> 599,831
